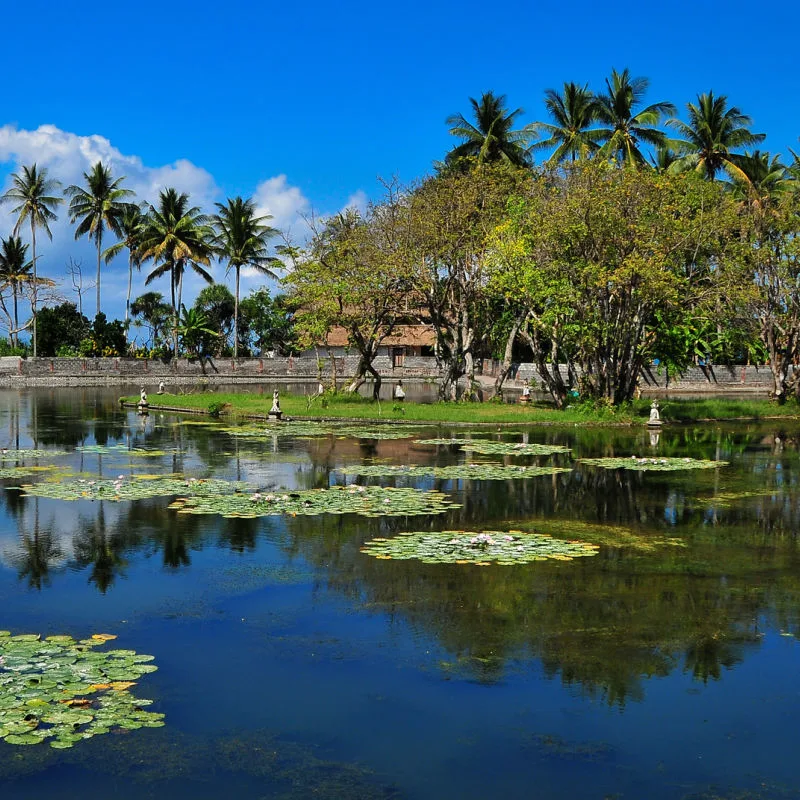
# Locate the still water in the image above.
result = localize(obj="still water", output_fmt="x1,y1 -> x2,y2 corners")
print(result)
0,388 -> 799,799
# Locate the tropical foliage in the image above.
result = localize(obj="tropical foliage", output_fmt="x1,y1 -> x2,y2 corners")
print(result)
4,67 -> 800,406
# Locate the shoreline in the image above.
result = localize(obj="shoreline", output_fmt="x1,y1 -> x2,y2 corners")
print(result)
120,392 -> 800,427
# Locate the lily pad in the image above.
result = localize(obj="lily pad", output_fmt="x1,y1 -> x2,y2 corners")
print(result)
337,464 -> 571,480
360,529 -> 600,565
75,444 -> 172,457
168,485 -> 460,519
222,422 -> 424,440
0,448 -> 67,461
18,475 -> 252,503
577,456 -> 727,471
0,632 -> 161,749
414,439 -> 570,456
0,465 -> 64,479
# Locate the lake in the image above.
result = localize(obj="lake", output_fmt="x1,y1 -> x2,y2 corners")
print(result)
0,388 -> 799,799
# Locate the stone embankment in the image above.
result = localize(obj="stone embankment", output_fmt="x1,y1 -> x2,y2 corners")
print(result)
0,355 -> 779,395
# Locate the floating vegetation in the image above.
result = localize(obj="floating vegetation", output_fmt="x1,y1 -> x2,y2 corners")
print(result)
222,422 -> 423,440
0,465 -> 63,480
75,445 -> 171,457
18,475 -> 251,503
0,630 -> 162,749
168,485 -> 460,519
337,464 -> 571,480
577,456 -> 727,471
511,518 -> 687,551
414,438 -> 570,456
0,448 -> 67,461
694,490 -> 777,507
359,529 -> 599,565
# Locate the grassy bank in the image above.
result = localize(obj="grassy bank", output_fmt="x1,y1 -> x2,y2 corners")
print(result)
122,391 -> 800,425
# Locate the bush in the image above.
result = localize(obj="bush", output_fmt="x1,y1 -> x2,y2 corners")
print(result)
0,339 -> 27,356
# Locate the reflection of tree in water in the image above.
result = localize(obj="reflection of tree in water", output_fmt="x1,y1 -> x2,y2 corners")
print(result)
71,502 -> 130,593
5,498 -> 64,590
278,511 -> 780,705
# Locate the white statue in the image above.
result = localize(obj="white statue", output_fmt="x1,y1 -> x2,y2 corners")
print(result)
270,389 -> 281,415
649,400 -> 660,423
139,387 -> 148,406
394,381 -> 405,401
157,381 -> 165,395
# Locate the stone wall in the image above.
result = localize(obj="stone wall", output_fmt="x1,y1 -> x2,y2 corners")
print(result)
0,355 -> 443,387
505,362 -> 779,395
0,356 -> 783,394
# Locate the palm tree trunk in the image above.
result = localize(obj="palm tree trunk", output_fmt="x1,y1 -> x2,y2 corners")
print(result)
12,286 -> 18,348
234,265 -> 240,358
96,234 -> 102,319
175,267 -> 183,357
30,220 -> 37,358
125,252 -> 133,333
170,264 -> 178,359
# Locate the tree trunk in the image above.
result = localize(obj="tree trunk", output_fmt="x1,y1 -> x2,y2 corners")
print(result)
326,347 -> 338,390
12,287 -> 18,348
125,251 -> 133,334
234,265 -> 240,359
31,221 -> 37,357
493,311 -> 526,399
171,264 -> 178,360
96,234 -> 102,319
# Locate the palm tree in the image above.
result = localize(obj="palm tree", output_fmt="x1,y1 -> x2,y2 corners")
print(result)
211,197 -> 281,357
594,68 -> 675,166
0,236 -> 33,346
445,91 -> 532,168
529,82 -> 600,163
138,188 -> 214,356
0,164 -> 63,356
176,305 -> 218,358
102,203 -> 146,330
731,151 -> 789,212
667,92 -> 766,181
65,162 -> 133,317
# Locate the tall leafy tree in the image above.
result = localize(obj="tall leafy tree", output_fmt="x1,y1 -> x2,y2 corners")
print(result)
130,291 -> 172,350
0,164 -> 63,356
193,283 -> 236,355
445,91 -> 532,168
138,188 -> 214,356
529,82 -> 599,163
667,92 -> 765,181
211,196 -> 280,357
594,68 -> 675,166
102,203 -> 146,329
0,236 -> 33,346
65,162 -> 133,316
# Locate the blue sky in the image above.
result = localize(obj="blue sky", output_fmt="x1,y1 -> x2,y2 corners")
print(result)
1,0 -> 798,330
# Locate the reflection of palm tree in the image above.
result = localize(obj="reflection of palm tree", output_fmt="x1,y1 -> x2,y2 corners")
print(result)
684,632 -> 745,683
5,498 -> 62,590
72,504 -> 127,593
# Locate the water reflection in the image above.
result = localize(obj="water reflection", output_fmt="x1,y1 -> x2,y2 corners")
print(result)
1,388 -> 800,710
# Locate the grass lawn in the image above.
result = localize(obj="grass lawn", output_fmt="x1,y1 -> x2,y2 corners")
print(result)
122,391 -> 800,425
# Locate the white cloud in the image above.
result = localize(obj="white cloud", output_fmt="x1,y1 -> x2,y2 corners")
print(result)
0,124 -> 218,208
341,189 -> 368,215
252,174 -> 311,242
0,125 -> 323,322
